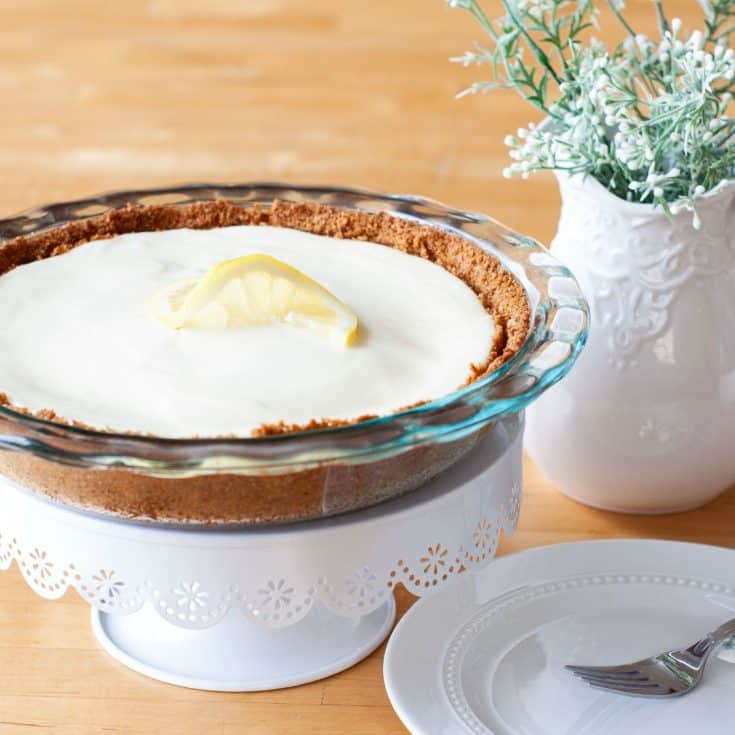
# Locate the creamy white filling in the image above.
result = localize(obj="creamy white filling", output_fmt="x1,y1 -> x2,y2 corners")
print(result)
0,226 -> 495,437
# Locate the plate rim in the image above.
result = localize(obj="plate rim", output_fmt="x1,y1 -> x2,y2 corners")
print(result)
384,538 -> 735,735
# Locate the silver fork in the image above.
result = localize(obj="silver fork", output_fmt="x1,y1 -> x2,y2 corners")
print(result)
566,617 -> 735,698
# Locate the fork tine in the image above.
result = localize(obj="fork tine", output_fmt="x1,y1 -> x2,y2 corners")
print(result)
565,664 -> 643,677
573,672 -> 653,687
586,680 -> 675,697
566,666 -> 649,681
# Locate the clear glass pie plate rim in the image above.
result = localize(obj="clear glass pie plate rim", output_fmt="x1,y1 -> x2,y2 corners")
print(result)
0,183 -> 589,476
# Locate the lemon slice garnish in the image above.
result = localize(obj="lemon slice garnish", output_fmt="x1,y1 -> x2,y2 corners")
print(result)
149,253 -> 358,346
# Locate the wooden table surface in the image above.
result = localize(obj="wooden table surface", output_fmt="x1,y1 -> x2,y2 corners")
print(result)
0,1 -> 729,733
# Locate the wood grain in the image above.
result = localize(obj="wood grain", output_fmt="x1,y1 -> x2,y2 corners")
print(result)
0,1 -> 727,732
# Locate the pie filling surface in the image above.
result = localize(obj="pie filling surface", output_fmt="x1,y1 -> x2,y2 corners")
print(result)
0,201 -> 530,438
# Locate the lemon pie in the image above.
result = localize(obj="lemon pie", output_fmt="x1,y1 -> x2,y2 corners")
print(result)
0,198 -> 530,522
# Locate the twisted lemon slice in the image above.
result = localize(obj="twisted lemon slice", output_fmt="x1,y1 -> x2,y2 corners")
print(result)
150,253 -> 358,346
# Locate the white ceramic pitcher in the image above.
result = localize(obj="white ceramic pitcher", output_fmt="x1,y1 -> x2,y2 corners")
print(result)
525,172 -> 735,513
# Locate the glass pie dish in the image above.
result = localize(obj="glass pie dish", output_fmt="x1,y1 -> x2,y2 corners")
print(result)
0,184 -> 588,525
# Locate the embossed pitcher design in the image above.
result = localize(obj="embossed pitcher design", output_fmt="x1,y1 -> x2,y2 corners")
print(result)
526,172 -> 735,513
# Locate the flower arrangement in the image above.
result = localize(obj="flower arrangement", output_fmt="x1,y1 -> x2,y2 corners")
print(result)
447,0 -> 735,218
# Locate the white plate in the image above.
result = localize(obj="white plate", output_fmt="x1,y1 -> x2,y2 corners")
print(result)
384,540 -> 735,735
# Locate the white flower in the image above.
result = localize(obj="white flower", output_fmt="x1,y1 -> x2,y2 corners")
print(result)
689,30 -> 704,51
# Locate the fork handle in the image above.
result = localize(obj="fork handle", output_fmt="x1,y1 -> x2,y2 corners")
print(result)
712,616 -> 735,645
686,617 -> 735,659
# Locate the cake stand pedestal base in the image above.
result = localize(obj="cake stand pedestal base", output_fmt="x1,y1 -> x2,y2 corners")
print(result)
92,598 -> 396,691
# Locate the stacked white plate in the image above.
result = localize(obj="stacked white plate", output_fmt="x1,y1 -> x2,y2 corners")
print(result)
384,540 -> 735,734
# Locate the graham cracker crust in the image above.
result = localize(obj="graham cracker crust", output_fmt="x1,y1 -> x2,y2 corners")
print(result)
0,199 -> 530,524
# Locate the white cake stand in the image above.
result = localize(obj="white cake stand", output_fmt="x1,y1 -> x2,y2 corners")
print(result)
0,414 -> 522,692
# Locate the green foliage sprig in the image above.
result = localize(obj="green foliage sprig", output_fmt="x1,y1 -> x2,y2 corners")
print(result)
448,0 -> 735,217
